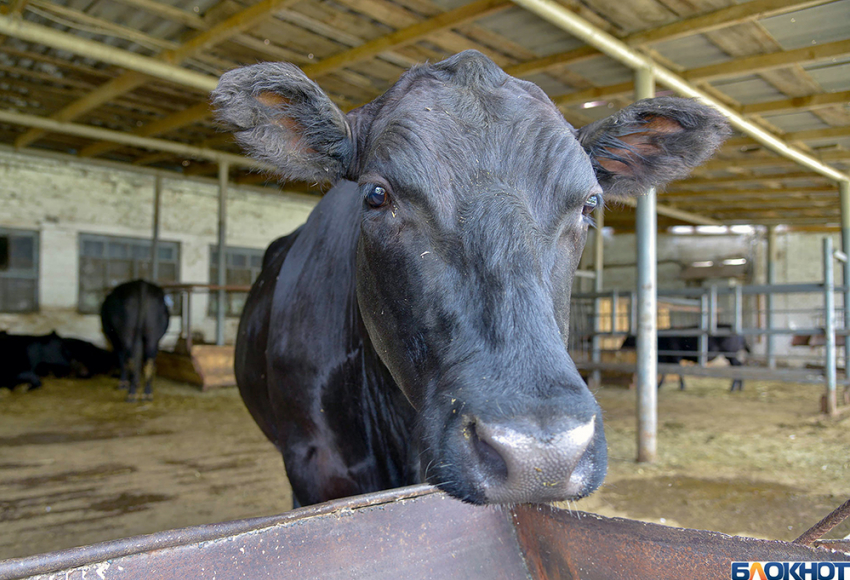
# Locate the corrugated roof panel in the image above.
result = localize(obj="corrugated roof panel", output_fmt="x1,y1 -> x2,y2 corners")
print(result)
521,72 -> 573,96
758,0 -> 850,50
652,34 -> 731,69
805,60 -> 850,92
475,7 -> 586,56
566,55 -> 633,86
710,76 -> 786,104
762,111 -> 831,133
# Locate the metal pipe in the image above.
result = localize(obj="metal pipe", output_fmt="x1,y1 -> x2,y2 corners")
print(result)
0,14 -> 218,93
708,285 -> 717,334
150,175 -> 162,282
507,0 -> 849,184
841,181 -> 850,373
766,226 -> 777,369
634,66 -> 657,463
0,110 -> 273,171
618,196 -> 721,226
590,206 -> 604,388
824,237 -> 837,417
216,162 -> 228,347
734,286 -> 743,335
699,294 -> 709,366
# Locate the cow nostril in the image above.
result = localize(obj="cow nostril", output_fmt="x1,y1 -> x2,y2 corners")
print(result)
469,422 -> 508,483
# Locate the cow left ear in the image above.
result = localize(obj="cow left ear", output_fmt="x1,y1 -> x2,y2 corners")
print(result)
213,62 -> 355,184
576,97 -> 730,198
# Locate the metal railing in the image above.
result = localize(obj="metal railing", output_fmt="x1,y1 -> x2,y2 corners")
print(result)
571,237 -> 849,416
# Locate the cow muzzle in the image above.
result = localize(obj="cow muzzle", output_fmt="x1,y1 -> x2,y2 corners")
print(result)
464,414 -> 598,504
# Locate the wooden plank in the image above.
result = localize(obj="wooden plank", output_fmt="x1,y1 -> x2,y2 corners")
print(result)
626,0 -> 835,46
191,345 -> 236,390
676,171 -> 825,186
170,0 -> 299,63
741,90 -> 850,116
28,0 -> 180,52
15,72 -> 149,148
79,102 -> 212,158
302,0 -> 511,78
683,38 -> 850,82
785,125 -> 850,143
156,350 -> 204,387
576,0 -> 677,34
108,0 -> 207,30
19,0 -> 297,150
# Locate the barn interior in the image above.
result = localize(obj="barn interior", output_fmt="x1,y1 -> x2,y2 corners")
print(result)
0,0 -> 849,565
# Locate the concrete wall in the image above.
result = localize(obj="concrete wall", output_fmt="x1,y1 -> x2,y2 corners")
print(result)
0,149 -> 316,346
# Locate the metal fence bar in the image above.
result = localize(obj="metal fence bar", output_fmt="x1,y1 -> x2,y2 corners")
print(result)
824,237 -> 838,417
734,286 -> 743,335
698,294 -> 708,366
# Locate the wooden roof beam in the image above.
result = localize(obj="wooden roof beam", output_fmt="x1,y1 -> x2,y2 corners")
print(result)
301,0 -> 510,78
505,0 -> 847,182
108,0 -> 207,30
627,0 -> 837,46
504,0 -> 833,79
741,91 -> 850,116
81,0 -> 511,159
0,108 -> 270,170
683,39 -> 850,82
723,126 -> 850,149
1,0 -> 296,148
79,102 -> 213,158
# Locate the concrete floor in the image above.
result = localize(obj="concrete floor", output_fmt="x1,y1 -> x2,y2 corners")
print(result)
1,373 -> 848,562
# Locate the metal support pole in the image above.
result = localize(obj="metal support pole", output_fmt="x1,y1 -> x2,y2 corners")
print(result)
216,162 -> 228,347
634,66 -> 657,463
766,226 -> 777,369
824,237 -> 837,417
840,180 -> 850,372
590,206 -> 604,388
699,294 -> 709,366
150,175 -> 162,282
734,286 -> 743,335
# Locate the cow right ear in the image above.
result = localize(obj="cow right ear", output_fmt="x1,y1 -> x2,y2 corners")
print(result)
212,62 -> 355,184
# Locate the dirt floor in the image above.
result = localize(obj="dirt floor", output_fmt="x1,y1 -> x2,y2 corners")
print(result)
0,373 -> 848,562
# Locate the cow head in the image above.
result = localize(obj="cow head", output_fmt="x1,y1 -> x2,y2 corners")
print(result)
214,51 -> 729,505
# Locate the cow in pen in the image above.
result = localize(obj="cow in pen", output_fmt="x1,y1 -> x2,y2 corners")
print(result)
213,51 -> 729,507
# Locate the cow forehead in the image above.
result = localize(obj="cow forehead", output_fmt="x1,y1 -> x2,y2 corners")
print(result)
360,70 -> 597,222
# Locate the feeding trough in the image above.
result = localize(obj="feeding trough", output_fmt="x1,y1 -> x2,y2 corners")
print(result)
1,486 -> 847,580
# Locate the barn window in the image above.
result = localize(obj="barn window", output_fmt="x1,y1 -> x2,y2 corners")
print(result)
0,227 -> 39,313
208,246 -> 264,317
78,234 -> 180,314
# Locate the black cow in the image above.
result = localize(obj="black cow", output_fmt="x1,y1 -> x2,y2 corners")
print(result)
622,327 -> 749,391
0,331 -> 70,390
61,337 -> 118,378
214,51 -> 729,507
100,280 -> 170,402
0,332 -> 115,390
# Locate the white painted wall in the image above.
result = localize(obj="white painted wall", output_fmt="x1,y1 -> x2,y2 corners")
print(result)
0,149 -> 316,347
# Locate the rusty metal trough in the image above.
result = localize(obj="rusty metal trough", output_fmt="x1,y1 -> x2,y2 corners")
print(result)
0,485 -> 847,580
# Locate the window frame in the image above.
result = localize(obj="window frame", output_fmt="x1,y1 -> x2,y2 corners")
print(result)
77,233 -> 180,314
0,226 -> 39,313
208,245 -> 265,318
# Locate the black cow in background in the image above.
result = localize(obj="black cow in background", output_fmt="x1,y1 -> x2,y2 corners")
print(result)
214,51 -> 729,507
0,331 -> 69,390
622,326 -> 749,391
0,331 -> 117,390
101,280 -> 170,402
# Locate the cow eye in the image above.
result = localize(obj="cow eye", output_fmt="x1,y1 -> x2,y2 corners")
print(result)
365,185 -> 389,209
582,193 -> 600,216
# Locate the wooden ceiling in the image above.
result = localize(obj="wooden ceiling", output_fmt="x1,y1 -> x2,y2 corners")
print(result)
0,0 -> 848,232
